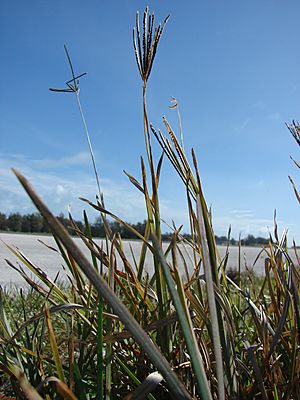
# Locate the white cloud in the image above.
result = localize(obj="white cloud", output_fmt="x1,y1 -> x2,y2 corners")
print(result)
0,153 -> 146,222
0,152 -> 91,170
0,153 -> 298,242
33,152 -> 91,168
212,212 -> 297,241
55,184 -> 66,195
229,209 -> 254,218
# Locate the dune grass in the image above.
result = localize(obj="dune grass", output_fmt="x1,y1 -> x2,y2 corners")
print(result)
1,6 -> 300,400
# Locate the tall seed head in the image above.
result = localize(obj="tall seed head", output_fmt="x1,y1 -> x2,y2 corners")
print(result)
133,6 -> 169,84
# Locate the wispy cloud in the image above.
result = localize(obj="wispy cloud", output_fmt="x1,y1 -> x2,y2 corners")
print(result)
292,83 -> 300,93
213,214 -> 271,238
0,152 -> 91,170
267,112 -> 281,121
0,153 -> 298,241
0,151 -> 197,230
229,209 -> 254,219
234,118 -> 250,133
252,101 -> 266,111
32,152 -> 91,168
213,211 -> 296,240
0,153 -> 146,222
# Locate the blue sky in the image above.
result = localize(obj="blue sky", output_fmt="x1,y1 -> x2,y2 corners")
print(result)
1,1 -> 300,241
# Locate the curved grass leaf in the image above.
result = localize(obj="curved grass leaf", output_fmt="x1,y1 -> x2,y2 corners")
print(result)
45,376 -> 78,400
8,365 -> 44,400
126,371 -> 163,400
12,169 -> 191,400
116,355 -> 158,400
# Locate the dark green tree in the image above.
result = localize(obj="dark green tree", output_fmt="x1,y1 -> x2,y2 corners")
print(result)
0,213 -> 7,230
7,213 -> 23,232
30,213 -> 44,233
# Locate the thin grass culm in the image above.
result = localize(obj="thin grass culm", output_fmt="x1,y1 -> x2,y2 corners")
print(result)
49,45 -> 103,203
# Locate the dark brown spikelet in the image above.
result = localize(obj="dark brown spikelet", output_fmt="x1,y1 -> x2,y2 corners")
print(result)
287,120 -> 300,147
133,7 -> 169,83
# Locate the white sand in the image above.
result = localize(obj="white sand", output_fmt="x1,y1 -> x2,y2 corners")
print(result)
0,232 -> 296,287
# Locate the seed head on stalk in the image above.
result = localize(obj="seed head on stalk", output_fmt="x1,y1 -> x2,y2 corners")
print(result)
133,8 -> 171,354
287,120 -> 300,147
49,45 -> 103,205
133,6 -> 169,168
133,6 -> 170,85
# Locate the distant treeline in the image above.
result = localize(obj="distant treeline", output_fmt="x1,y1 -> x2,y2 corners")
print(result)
0,212 -> 269,246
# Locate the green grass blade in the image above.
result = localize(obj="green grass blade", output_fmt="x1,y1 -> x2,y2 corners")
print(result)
13,169 -> 191,400
44,304 -> 66,384
244,341 -> 268,400
151,235 -> 212,400
195,195 -> 225,400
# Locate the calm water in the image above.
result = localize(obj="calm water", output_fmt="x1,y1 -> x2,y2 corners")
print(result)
0,232 -> 297,287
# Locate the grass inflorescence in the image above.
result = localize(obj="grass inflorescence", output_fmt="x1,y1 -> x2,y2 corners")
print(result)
1,6 -> 300,400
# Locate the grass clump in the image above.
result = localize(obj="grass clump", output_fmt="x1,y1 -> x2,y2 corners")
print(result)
1,6 -> 300,400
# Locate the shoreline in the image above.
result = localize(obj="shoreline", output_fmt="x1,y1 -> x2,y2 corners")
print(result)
0,230 -> 278,248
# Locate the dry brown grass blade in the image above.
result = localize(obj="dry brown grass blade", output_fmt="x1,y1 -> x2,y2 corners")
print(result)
5,258 -> 53,300
9,366 -> 44,400
289,175 -> 300,204
162,117 -> 189,171
45,377 -> 78,400
150,123 -> 196,197
79,196 -> 153,246
123,170 -> 145,194
287,120 -> 300,147
290,155 -> 300,169
103,312 -> 182,343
